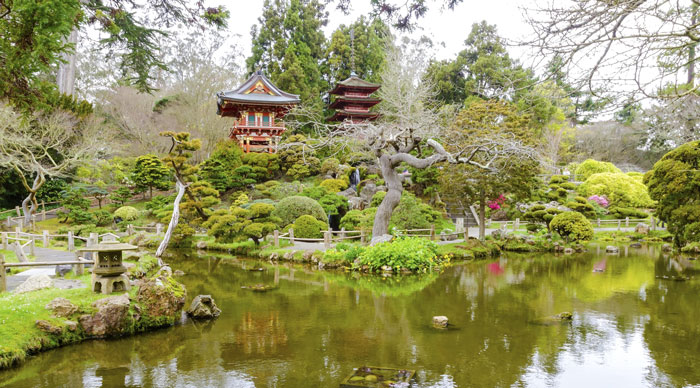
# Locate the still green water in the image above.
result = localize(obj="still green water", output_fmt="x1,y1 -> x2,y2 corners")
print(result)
1,245 -> 699,388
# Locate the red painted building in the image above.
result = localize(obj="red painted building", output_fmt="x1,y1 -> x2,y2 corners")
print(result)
216,71 -> 300,153
328,74 -> 381,122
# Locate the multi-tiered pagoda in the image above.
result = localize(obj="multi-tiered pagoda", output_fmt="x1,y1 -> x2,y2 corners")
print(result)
216,71 -> 300,153
328,73 -> 381,123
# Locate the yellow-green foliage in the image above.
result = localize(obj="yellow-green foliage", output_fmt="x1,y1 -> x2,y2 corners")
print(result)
114,206 -> 139,221
574,159 -> 622,181
319,178 -> 347,193
293,215 -> 327,238
272,196 -> 327,227
550,211 -> 594,242
577,172 -> 653,208
644,140 -> 700,246
233,192 -> 249,207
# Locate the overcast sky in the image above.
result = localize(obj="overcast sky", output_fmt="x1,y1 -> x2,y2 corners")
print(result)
225,0 -> 533,66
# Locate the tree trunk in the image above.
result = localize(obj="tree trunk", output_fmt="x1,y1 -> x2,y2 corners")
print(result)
371,154 -> 403,242
479,188 -> 486,241
155,179 -> 186,264
22,173 -> 44,226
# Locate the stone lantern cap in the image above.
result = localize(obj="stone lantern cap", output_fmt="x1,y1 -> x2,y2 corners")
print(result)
78,240 -> 138,252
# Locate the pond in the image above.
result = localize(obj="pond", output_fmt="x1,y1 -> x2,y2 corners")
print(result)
1,245 -> 699,388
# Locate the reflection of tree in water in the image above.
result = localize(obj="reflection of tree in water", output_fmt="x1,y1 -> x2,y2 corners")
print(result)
233,311 -> 289,355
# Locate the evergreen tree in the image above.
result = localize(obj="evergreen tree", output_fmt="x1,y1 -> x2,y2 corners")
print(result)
247,0 -> 328,106
324,16 -> 392,85
131,154 -> 170,199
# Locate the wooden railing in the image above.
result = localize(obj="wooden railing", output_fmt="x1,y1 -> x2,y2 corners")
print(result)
489,216 -> 666,231
0,254 -> 93,292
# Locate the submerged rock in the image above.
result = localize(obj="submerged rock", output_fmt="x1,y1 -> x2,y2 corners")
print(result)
432,316 -> 449,328
605,246 -> 620,254
45,298 -> 78,318
187,295 -> 221,320
14,274 -> 53,294
241,284 -> 277,292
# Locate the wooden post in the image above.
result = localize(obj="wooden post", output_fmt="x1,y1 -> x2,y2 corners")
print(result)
289,228 -> 294,244
73,253 -> 84,276
617,220 -> 621,231
14,226 -> 21,238
651,215 -> 656,231
43,230 -> 49,248
67,231 -> 75,252
324,231 -> 331,250
15,206 -> 20,217
156,223 -> 163,234
597,218 -> 601,227
89,233 -> 98,247
29,237 -> 35,256
0,254 -> 6,293
340,227 -> 346,240
360,229 -> 366,244
625,217 -> 629,227
430,224 -> 436,241
31,214 -> 36,230
274,230 -> 279,248
41,201 -> 46,221
464,228 -> 469,241
1,232 -> 6,250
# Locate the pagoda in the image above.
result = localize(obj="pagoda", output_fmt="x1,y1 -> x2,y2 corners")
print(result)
216,71 -> 300,153
328,73 -> 381,122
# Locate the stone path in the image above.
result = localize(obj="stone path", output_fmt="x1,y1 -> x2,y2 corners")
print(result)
5,247 -> 79,292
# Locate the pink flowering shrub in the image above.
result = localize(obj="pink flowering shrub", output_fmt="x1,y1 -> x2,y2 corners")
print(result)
588,195 -> 609,208
487,194 -> 507,210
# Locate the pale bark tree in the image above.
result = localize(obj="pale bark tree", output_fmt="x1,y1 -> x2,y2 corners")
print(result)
290,45 -> 539,242
525,0 -> 700,101
0,103 -> 105,225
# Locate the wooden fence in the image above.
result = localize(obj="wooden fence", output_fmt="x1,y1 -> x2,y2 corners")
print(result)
490,216 -> 665,231
0,254 -> 93,292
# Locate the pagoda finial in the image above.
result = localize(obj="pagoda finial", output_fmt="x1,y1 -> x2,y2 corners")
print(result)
350,27 -> 356,76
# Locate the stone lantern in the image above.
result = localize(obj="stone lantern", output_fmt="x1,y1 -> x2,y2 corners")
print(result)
79,240 -> 138,294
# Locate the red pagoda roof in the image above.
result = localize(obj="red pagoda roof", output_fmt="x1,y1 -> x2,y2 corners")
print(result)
329,75 -> 381,95
328,96 -> 382,109
216,71 -> 300,117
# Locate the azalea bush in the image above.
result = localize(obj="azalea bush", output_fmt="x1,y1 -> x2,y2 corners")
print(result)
588,195 -> 609,208
487,194 -> 506,210
355,237 -> 444,272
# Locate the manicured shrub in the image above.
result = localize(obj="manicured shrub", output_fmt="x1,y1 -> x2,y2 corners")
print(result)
114,206 -> 139,221
93,210 -> 113,226
575,159 -> 622,181
293,215 -> 327,238
319,193 -> 348,216
319,178 -> 347,193
561,182 -> 576,190
390,192 -> 442,231
371,191 -> 386,207
548,175 -> 570,184
339,208 -> 376,231
272,196 -> 327,227
233,193 -> 249,207
608,206 -> 648,219
550,211 -> 594,242
577,172 -> 653,208
565,200 -> 596,218
526,223 -> 543,233
320,158 -> 342,177
355,237 -> 443,272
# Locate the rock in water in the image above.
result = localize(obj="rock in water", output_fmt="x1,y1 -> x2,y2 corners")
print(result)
14,274 -> 53,294
630,242 -> 642,248
79,294 -> 131,337
563,248 -> 574,254
432,316 -> 449,328
634,223 -> 650,235
137,275 -> 186,318
45,297 -> 79,318
186,295 -> 222,319
605,245 -> 620,254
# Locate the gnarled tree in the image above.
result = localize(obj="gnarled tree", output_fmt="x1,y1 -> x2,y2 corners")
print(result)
0,103 -> 103,226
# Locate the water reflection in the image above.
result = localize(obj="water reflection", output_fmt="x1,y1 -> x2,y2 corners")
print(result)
1,246 -> 699,387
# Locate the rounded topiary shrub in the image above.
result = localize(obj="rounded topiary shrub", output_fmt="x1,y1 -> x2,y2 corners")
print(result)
550,211 -> 594,242
575,159 -> 622,181
577,172 -> 653,208
293,215 -> 327,238
272,196 -> 328,227
319,178 -> 348,193
114,206 -> 139,221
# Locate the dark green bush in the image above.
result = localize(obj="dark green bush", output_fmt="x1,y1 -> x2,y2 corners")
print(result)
550,211 -> 594,242
272,196 -> 327,227
565,200 -> 596,218
93,210 -> 113,226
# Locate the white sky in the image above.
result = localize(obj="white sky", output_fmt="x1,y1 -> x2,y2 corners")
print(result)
224,0 -> 533,66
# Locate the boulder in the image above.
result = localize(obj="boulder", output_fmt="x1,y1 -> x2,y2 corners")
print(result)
491,210 -> 508,221
370,234 -> 393,245
630,242 -> 642,248
186,295 -> 221,320
173,270 -> 185,277
65,320 -> 78,332
123,251 -> 147,260
337,187 -> 358,199
303,251 -> 315,261
136,275 -> 186,319
381,265 -> 393,272
283,251 -> 296,260
490,230 -> 504,240
432,316 -> 449,328
45,298 -> 79,318
268,252 -> 279,261
606,245 -> 620,254
348,197 -> 364,210
36,320 -> 63,335
14,274 -> 53,294
195,241 -> 207,250
634,223 -> 650,235
55,265 -> 72,277
662,244 -> 673,252
564,247 -> 574,254
79,293 -> 131,337
359,183 -> 379,204
556,312 -> 573,321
